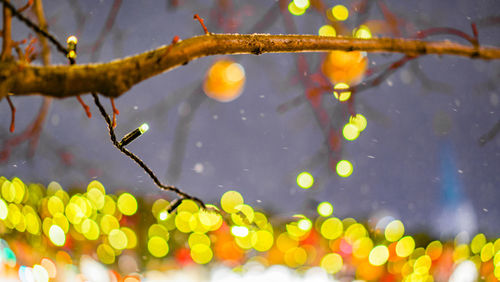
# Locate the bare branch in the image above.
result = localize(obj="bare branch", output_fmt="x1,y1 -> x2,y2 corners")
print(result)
2,33 -> 500,100
1,0 -> 13,60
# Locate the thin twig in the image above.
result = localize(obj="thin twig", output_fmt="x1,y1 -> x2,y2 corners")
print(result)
6,95 -> 15,132
110,98 -> 119,128
193,14 -> 209,35
0,0 -> 68,56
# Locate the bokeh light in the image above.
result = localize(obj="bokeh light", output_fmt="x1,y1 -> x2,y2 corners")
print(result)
117,193 -> 138,216
336,160 -> 353,177
0,199 -> 8,220
40,258 -> 57,279
288,1 -> 306,16
349,114 -> 367,132
97,243 -> 115,264
322,51 -> 368,85
297,218 -> 312,231
148,236 -> 169,258
48,225 -> 65,246
413,255 -> 432,275
203,60 -> 246,102
191,244 -> 213,264
331,5 -> 349,21
231,226 -> 249,237
33,264 -> 49,282
0,176 -> 498,280
251,230 -> 274,252
220,191 -> 244,213
321,217 -> 343,240
343,123 -> 360,141
296,172 -> 314,189
385,220 -> 405,242
293,0 -> 310,9
318,25 -> 336,36
317,202 -> 333,217
320,253 -> 343,274
471,233 -> 486,254
354,25 -> 372,39
108,229 -> 128,250
425,240 -> 443,260
333,83 -> 351,101
396,236 -> 415,257
369,245 -> 389,266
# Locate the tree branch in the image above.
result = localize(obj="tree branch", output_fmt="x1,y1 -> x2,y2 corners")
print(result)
1,0 -> 13,60
2,33 -> 500,100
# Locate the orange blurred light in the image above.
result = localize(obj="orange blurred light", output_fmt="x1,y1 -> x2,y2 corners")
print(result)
203,59 -> 246,102
322,51 -> 367,85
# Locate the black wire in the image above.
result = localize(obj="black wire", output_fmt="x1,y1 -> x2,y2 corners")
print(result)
0,0 -> 69,56
91,93 -> 206,211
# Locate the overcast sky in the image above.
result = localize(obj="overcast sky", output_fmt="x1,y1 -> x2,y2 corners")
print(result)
1,0 -> 499,237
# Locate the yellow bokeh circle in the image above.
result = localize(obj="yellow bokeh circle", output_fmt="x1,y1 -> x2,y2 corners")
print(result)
117,193 -> 138,216
336,160 -> 353,177
220,191 -> 244,213
148,236 -> 169,258
321,253 -> 343,274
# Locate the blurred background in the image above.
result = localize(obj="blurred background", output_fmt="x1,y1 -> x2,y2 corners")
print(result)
1,0 -> 499,240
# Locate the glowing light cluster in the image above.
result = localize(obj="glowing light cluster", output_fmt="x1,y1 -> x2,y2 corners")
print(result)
0,176 -> 499,281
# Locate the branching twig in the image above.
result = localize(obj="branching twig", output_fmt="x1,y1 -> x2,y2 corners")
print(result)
0,0 -> 68,56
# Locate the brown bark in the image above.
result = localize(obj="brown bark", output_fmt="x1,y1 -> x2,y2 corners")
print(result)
1,33 -> 499,100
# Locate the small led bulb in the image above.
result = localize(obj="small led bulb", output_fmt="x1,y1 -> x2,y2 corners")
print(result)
67,50 -> 76,60
119,123 -> 149,147
67,35 -> 78,45
66,35 -> 78,60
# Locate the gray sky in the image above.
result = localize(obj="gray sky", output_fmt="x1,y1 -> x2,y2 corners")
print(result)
1,0 -> 499,237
